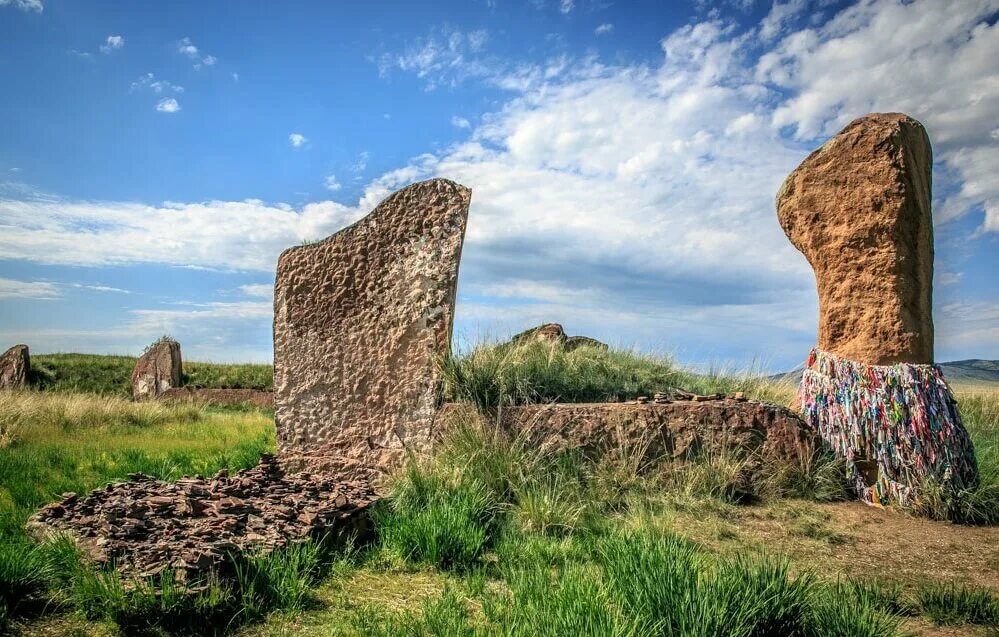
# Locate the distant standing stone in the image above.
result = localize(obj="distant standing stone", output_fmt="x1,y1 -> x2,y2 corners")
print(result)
777,112 -> 934,365
132,338 -> 182,400
0,344 -> 30,390
273,178 -> 471,469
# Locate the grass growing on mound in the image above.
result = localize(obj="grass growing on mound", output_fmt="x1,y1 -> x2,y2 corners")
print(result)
440,339 -> 795,409
29,353 -> 274,397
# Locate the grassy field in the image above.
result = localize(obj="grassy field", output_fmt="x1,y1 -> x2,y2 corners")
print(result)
2,345 -> 997,636
30,353 -> 274,397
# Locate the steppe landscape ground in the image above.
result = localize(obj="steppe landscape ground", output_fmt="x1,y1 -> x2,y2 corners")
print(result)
1,343 -> 997,637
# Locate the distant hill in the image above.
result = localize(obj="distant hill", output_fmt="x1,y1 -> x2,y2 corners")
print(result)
772,359 -> 999,384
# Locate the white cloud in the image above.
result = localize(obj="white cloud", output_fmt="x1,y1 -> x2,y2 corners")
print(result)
0,195 -> 365,271
595,23 -> 614,35
451,116 -> 471,129
757,0 -> 999,233
559,0 -> 574,13
0,0 -> 42,12
239,283 -> 273,299
0,277 -> 60,300
378,27 -> 501,90
324,175 -> 342,192
288,133 -> 307,148
70,283 -> 131,294
155,98 -> 180,113
177,37 -> 217,69
232,72 -> 240,82
131,73 -> 184,94
99,35 -> 124,54
759,0 -> 805,41
351,151 -> 370,173
177,37 -> 199,58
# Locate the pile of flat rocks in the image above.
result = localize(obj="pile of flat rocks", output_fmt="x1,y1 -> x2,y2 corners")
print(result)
27,454 -> 376,582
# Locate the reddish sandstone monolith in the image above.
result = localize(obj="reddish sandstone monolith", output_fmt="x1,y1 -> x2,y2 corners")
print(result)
777,112 -> 933,366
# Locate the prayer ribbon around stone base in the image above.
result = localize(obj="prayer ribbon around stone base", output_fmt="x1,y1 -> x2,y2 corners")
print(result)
798,348 -> 978,508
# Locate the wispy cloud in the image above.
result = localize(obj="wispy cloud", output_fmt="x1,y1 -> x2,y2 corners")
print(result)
0,0 -> 42,12
131,73 -> 184,94
451,116 -> 471,129
0,277 -> 60,300
99,35 -> 124,54
324,175 -> 342,191
595,23 -> 614,35
239,284 -> 273,299
288,133 -> 307,148
559,0 -> 574,14
155,97 -> 180,113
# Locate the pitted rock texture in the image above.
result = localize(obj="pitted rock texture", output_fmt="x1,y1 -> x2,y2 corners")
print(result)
509,323 -> 608,351
132,339 -> 183,400
159,387 -> 274,409
0,344 -> 30,390
442,399 -> 819,478
777,112 -> 934,365
274,178 -> 470,468
27,455 -> 376,582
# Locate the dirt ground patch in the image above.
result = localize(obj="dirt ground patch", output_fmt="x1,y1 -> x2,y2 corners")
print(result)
669,500 -> 999,590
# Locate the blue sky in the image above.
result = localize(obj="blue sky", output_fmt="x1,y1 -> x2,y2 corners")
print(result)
0,0 -> 996,371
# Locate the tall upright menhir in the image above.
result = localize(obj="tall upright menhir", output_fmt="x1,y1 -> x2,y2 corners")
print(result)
778,113 -> 977,509
273,178 -> 470,475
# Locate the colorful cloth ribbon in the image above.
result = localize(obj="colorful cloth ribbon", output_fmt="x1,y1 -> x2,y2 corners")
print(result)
798,348 -> 978,508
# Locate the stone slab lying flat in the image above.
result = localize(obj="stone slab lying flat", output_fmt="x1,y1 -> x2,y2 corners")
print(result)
440,399 -> 819,468
274,178 -> 470,469
27,455 -> 376,582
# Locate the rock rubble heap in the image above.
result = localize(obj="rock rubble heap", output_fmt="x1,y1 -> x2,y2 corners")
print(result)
27,454 -> 376,582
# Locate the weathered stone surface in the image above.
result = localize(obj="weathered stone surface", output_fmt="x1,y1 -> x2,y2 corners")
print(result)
27,454 -> 376,582
274,178 -> 470,468
511,323 -> 567,345
509,323 -> 608,351
441,399 -> 819,479
132,338 -> 183,400
777,112 -> 934,365
0,344 -> 29,390
158,387 -> 274,409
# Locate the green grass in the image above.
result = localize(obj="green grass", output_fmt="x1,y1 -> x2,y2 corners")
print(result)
0,392 -> 275,542
3,347 -> 998,636
29,353 -> 274,397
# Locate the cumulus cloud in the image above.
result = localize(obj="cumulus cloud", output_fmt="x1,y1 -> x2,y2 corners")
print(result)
288,133 -> 307,148
155,98 -> 180,113
0,0 -> 42,12
756,0 -> 999,233
100,35 -> 124,53
0,277 -> 60,300
451,116 -> 471,129
324,175 -> 342,191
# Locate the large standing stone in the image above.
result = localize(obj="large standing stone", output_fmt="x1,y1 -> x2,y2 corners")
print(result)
780,113 -> 977,510
132,338 -> 183,400
273,178 -> 470,469
777,112 -> 933,365
0,344 -> 30,390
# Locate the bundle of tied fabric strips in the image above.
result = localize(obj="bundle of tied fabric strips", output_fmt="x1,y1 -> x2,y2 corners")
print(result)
798,348 -> 978,507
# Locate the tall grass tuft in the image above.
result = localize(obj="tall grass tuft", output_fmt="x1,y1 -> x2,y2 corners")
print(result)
375,463 -> 499,570
440,340 -> 688,409
808,581 -> 904,637
915,582 -> 999,626
231,541 -> 322,620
